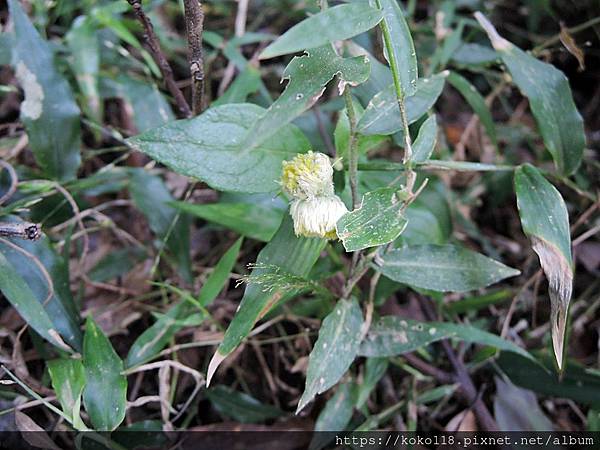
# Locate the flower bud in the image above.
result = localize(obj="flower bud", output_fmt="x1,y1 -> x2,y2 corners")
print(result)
281,151 -> 334,200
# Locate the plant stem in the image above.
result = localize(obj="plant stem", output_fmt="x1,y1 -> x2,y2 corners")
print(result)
375,0 -> 413,166
343,86 -> 360,210
183,0 -> 206,115
127,0 -> 192,118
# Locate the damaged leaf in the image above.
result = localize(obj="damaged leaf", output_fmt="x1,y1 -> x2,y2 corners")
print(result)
336,187 -> 409,252
515,164 -> 573,370
245,45 -> 370,150
359,317 -> 533,361
475,12 -> 585,175
9,0 -> 81,181
260,4 -> 383,59
297,297 -> 363,413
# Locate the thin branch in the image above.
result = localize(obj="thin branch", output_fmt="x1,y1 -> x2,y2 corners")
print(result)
343,86 -> 360,210
183,0 -> 205,115
421,299 -> 499,432
127,0 -> 192,118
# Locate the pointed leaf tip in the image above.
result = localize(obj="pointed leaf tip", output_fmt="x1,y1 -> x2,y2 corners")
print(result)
206,351 -> 226,387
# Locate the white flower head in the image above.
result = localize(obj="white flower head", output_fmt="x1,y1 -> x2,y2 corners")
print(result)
290,195 -> 348,239
281,151 -> 334,200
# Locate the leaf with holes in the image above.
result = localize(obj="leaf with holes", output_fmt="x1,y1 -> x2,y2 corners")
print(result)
336,187 -> 408,252
260,4 -> 383,59
297,297 -> 363,413
245,45 -> 370,150
374,244 -> 520,292
515,164 -> 572,370
475,12 -> 585,175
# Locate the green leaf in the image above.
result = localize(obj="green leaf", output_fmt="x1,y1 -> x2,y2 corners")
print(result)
100,75 -> 174,133
375,0 -> 418,96
207,215 -> 326,385
8,0 -> 81,181
297,297 -> 364,413
451,43 -> 499,66
514,164 -> 572,370
0,251 -> 71,351
356,357 -> 388,408
475,12 -> 585,175
447,71 -> 497,148
0,33 -> 13,66
358,72 -> 447,136
47,359 -> 86,428
129,169 -> 191,282
334,100 -> 388,159
206,385 -> 283,423
260,4 -> 383,59
374,244 -> 520,292
125,301 -> 204,368
336,187 -> 409,252
498,352 -> 600,408
213,66 -> 261,106
198,237 -> 243,306
245,45 -> 370,150
309,383 -> 356,449
82,317 -> 127,431
170,201 -> 283,242
66,16 -> 102,123
89,247 -> 147,283
0,226 -> 82,351
412,115 -> 438,163
493,377 -> 553,431
127,103 -> 311,193
359,317 -> 533,361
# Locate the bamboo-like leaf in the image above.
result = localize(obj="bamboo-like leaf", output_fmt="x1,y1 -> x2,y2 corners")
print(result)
375,0 -> 418,96
297,297 -> 363,413
170,201 -> 283,242
47,359 -> 86,429
207,215 -> 326,386
8,0 -> 81,181
474,12 -> 585,175
359,317 -> 533,361
198,237 -> 243,307
412,115 -> 438,163
358,72 -> 447,136
514,164 -> 573,370
447,71 -> 497,148
129,169 -> 191,282
336,187 -> 409,252
260,4 -> 383,59
82,317 -> 127,431
245,45 -> 370,150
0,251 -> 71,351
309,382 -> 356,449
374,244 -> 520,292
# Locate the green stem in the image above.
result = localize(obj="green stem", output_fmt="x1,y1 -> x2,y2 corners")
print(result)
343,86 -> 360,210
375,0 -> 413,165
